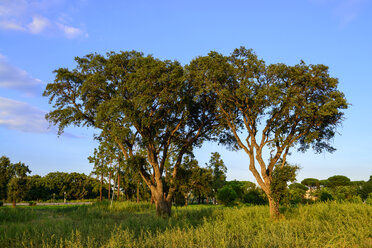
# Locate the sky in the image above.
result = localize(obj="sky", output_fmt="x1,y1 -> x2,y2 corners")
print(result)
0,0 -> 371,183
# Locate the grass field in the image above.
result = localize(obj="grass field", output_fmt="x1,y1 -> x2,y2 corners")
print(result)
0,201 -> 371,248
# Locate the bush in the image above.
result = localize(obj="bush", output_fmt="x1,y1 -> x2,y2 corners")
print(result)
366,193 -> 372,205
319,189 -> 333,202
0,201 -> 3,206
217,186 -> 237,206
348,195 -> 362,203
28,201 -> 36,206
243,190 -> 267,205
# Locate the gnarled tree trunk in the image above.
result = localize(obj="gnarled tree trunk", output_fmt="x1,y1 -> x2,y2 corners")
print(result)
268,195 -> 280,219
151,187 -> 172,217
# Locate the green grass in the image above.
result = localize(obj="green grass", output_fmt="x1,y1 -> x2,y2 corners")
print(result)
0,201 -> 371,247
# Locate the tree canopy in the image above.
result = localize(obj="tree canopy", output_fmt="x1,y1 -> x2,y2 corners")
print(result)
44,51 -> 223,216
44,47 -> 347,217
187,47 -> 348,217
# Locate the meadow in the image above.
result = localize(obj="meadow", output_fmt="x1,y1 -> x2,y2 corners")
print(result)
0,201 -> 371,248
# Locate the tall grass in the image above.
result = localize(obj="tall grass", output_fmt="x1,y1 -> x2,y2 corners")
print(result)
0,201 -> 371,247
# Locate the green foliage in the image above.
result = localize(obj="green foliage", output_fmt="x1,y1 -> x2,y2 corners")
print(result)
207,152 -> 227,197
24,172 -> 104,201
325,175 -> 351,188
288,183 -> 308,204
216,186 -> 237,205
7,177 -> 28,203
301,178 -> 320,189
43,50 -> 227,215
0,156 -> 12,200
270,163 -> 299,203
217,180 -> 267,205
25,175 -> 50,201
366,193 -> 372,205
0,156 -> 31,201
318,188 -> 334,202
191,167 -> 214,203
243,189 -> 267,205
359,176 -> 372,200
187,47 -> 347,217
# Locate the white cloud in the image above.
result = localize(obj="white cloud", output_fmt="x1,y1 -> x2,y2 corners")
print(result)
0,54 -> 44,96
57,23 -> 84,39
27,15 -> 51,34
0,0 -> 87,38
0,20 -> 26,31
0,97 -> 81,138
0,97 -> 50,133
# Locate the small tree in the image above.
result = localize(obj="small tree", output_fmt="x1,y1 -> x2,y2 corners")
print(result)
6,161 -> 31,207
301,178 -> 320,190
325,175 -> 351,188
207,152 -> 227,203
217,185 -> 237,206
0,156 -> 13,200
174,155 -> 199,206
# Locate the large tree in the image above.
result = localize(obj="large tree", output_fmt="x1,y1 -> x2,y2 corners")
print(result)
188,47 -> 348,218
44,51 -> 221,216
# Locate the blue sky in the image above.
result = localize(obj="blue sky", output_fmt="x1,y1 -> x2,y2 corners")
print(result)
0,0 -> 371,182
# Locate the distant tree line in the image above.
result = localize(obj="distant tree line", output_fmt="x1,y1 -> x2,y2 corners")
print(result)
289,175 -> 372,204
0,155 -> 151,205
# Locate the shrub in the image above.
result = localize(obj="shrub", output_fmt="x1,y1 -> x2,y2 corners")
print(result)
243,190 -> 267,205
217,186 -> 237,206
0,201 -> 3,206
319,189 -> 333,202
366,193 -> 372,205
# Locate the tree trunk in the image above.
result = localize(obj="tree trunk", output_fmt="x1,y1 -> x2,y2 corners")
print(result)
136,180 -> 140,203
117,171 -> 120,200
12,199 -> 16,208
151,186 -> 172,217
154,196 -> 172,217
268,196 -> 281,219
184,194 -> 188,206
100,173 -> 103,202
108,171 -> 111,200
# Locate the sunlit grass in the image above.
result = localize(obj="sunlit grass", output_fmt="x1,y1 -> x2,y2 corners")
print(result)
0,201 -> 371,247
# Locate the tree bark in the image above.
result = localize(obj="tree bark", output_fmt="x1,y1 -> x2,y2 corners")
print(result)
268,196 -> 281,219
12,199 -> 16,208
154,194 -> 171,217
151,185 -> 172,217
